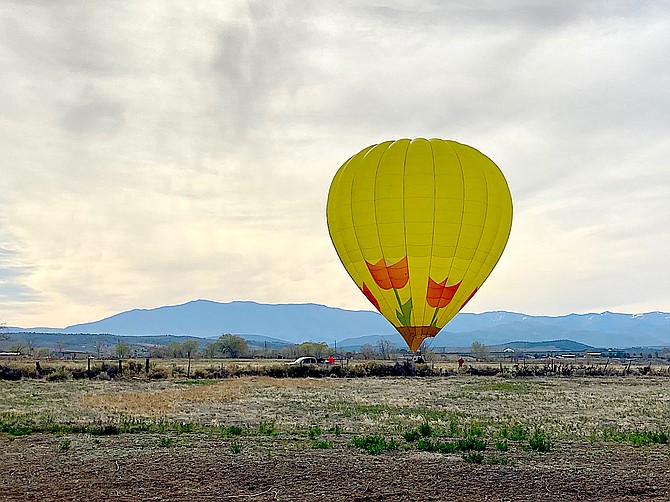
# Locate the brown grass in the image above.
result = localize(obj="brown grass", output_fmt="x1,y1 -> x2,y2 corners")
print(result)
76,376 -> 333,416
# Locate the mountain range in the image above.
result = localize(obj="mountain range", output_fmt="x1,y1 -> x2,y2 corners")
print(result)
7,299 -> 670,349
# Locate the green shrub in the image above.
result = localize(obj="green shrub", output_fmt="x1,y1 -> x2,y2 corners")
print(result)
159,437 -> 172,447
308,426 -> 322,439
59,439 -> 71,451
0,421 -> 32,436
462,452 -> 484,464
415,438 -> 433,451
312,440 -> 333,449
495,440 -> 509,452
330,425 -> 342,436
45,368 -> 72,382
88,424 -> 120,436
528,428 -> 552,452
487,455 -> 512,465
466,424 -> 484,437
92,371 -> 110,381
148,367 -> 170,380
230,442 -> 242,454
0,365 -> 22,381
258,422 -> 278,436
174,422 -> 193,434
508,423 -> 527,441
119,418 -> 154,434
448,416 -> 460,437
457,436 -> 486,451
349,435 -> 397,455
403,429 -> 421,442
418,421 -> 432,437
414,438 -> 457,453
286,365 -> 312,378
433,441 -> 458,453
223,425 -> 244,437
192,369 -> 208,379
629,430 -> 669,446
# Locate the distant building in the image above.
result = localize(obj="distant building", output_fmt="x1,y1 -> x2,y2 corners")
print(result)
59,350 -> 89,360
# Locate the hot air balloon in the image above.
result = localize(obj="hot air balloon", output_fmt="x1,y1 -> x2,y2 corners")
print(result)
326,138 -> 512,352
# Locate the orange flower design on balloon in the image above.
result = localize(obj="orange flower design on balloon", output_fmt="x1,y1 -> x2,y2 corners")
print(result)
361,282 -> 381,311
426,277 -> 462,308
365,257 -> 412,326
365,257 -> 409,290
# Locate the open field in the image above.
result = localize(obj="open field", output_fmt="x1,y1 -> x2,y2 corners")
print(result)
2,374 -> 670,500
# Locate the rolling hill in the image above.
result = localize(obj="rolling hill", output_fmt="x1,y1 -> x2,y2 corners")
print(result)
7,300 -> 670,349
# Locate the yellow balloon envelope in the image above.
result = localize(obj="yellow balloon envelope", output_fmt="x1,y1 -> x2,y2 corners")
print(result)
326,138 -> 513,352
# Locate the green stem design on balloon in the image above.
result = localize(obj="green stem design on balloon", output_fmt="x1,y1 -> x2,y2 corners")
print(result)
429,307 -> 439,327
394,288 -> 413,326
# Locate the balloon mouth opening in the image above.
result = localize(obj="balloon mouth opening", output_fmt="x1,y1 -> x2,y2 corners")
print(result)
396,326 -> 441,352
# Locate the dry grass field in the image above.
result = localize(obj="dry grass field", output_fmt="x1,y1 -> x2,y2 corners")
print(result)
1,372 -> 670,500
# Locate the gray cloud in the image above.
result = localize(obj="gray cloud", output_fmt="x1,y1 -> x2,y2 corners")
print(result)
0,238 -> 40,303
59,84 -> 125,134
0,0 -> 669,326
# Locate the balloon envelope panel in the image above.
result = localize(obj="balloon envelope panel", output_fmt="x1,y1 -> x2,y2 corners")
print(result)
326,138 -> 513,352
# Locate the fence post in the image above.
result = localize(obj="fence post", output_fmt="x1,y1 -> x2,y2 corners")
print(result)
118,359 -> 123,375
87,356 -> 92,378
145,357 -> 150,374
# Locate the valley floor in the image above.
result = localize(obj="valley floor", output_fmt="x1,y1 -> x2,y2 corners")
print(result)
1,375 -> 669,500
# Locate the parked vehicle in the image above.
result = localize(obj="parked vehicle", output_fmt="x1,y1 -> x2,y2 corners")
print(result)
287,356 -> 318,366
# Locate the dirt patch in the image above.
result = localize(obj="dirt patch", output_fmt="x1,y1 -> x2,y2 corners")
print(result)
1,434 -> 668,501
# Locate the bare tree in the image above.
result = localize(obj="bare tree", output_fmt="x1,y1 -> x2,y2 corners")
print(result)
94,338 -> 106,358
204,334 -> 249,359
298,341 -> 332,358
182,340 -> 199,359
9,343 -> 26,354
417,340 -> 436,362
375,339 -> 396,360
470,341 -> 490,361
360,344 -> 375,360
114,342 -> 132,359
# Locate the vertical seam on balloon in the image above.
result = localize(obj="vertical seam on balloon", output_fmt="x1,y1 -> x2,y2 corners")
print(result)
436,140 -> 466,328
332,152 -> 371,284
401,140 -> 413,339
456,146 -> 490,321
452,148 -> 511,324
348,152 -> 370,295
427,139 -> 437,331
347,142 -> 397,322
326,155 -> 354,272
370,142 -> 402,323
468,172 -> 513,312
464,160 -> 507,315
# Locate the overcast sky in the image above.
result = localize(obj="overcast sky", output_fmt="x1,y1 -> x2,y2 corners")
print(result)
1,0 -> 669,328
